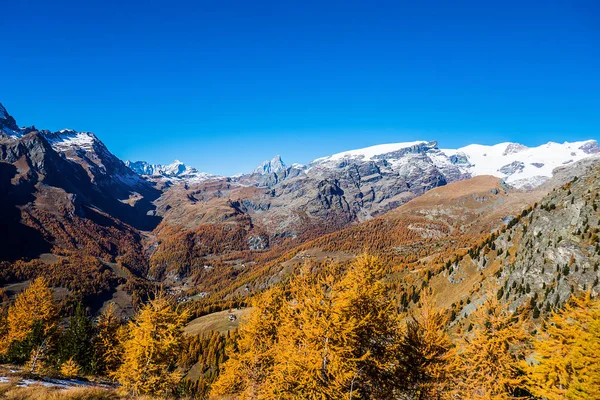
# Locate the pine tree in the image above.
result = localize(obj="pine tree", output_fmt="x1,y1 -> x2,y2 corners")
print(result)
526,293 -> 600,400
58,302 -> 93,373
451,294 -> 528,399
113,294 -> 189,396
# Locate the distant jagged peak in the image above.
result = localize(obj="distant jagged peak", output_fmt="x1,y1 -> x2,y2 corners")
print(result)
126,159 -> 218,182
0,102 -> 21,134
254,155 -> 287,175
0,103 -> 9,119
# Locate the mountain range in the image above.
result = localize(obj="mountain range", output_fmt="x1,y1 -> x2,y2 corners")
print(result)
1,101 -> 599,315
127,139 -> 599,189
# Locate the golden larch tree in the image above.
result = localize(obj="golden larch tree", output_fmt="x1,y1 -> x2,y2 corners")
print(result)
264,269 -> 365,399
210,286 -> 285,398
3,277 -> 57,346
113,294 -> 189,396
0,277 -> 57,369
399,287 -> 454,400
92,302 -> 123,376
451,294 -> 528,399
526,293 -> 600,400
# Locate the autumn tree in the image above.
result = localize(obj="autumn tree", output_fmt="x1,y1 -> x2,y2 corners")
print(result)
91,303 -> 123,376
113,294 -> 189,397
398,287 -> 454,399
264,269 -> 365,399
210,286 -> 285,398
0,277 -> 58,367
212,255 -> 404,399
337,254 -> 404,398
526,293 -> 600,399
60,357 -> 81,378
451,294 -> 528,399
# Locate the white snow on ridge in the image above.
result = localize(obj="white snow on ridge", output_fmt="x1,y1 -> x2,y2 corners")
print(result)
303,138 -> 598,189
446,140 -> 599,188
125,159 -> 220,183
45,130 -> 95,150
313,141 -> 428,163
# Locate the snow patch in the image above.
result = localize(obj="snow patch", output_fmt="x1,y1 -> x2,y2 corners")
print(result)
313,141 -> 428,164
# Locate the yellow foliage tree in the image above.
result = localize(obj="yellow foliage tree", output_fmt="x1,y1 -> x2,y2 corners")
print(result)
210,286 -> 285,398
1,277 -> 57,351
451,294 -> 528,399
92,303 -> 123,376
212,255 -> 403,399
336,254 -> 403,398
526,293 -> 600,400
0,277 -> 57,371
113,294 -> 189,397
264,269 -> 365,399
60,358 -> 81,378
399,287 -> 454,399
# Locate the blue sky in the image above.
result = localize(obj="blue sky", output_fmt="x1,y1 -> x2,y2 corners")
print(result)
1,0 -> 598,175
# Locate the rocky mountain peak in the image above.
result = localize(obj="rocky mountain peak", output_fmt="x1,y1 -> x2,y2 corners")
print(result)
254,155 -> 287,175
126,159 -> 217,182
579,140 -> 600,154
0,102 -> 20,133
503,142 -> 528,155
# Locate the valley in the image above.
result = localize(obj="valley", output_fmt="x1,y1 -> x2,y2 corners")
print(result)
1,102 -> 599,399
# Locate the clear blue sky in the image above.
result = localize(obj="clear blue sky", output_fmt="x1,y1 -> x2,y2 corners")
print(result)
1,0 -> 598,175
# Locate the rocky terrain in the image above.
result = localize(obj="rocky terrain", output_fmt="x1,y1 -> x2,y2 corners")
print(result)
147,139 -> 598,257
430,161 -> 600,322
0,104 -> 160,261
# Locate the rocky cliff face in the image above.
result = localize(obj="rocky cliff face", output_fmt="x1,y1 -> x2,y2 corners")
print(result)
446,161 -> 600,321
154,142 -> 467,246
152,138 -> 599,252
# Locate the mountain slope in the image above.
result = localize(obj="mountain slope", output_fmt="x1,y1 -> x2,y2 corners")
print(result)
0,103 -> 160,261
426,160 -> 600,322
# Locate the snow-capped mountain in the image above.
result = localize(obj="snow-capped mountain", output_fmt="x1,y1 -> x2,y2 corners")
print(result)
125,160 -> 218,182
253,155 -> 287,175
124,139 -> 599,190
0,102 -> 160,231
443,141 -> 599,188
305,139 -> 600,189
0,103 -> 22,136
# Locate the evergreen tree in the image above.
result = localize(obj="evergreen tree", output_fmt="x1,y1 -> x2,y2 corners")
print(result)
58,302 -> 93,373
